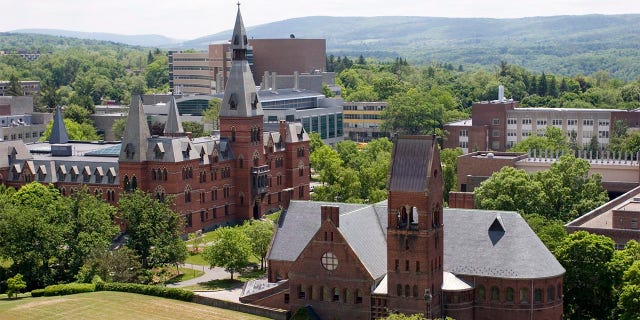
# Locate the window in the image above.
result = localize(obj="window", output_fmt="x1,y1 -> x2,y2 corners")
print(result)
507,129 -> 517,137
459,141 -> 468,149
547,286 -> 555,302
632,218 -> 638,229
491,286 -> 500,301
355,289 -> 363,304
568,119 -> 578,126
522,130 -> 531,137
552,119 -> 562,126
506,287 -> 514,302
522,118 -> 532,125
583,119 -> 594,126
492,118 -> 500,125
459,129 -> 468,137
332,288 -> 340,302
598,130 -> 609,138
507,118 -> 517,125
534,289 -> 543,303
477,285 -> 486,301
583,131 -> 592,138
520,288 -> 529,303
492,129 -> 500,137
536,119 -> 547,126
598,120 -> 609,127
321,252 -> 338,271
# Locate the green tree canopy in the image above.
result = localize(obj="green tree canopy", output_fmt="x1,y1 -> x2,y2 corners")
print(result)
5,73 -> 23,96
202,98 -> 221,130
509,126 -> 570,153
42,118 -> 100,141
182,121 -> 206,138
554,231 -> 616,320
202,226 -> 251,280
118,190 -> 187,269
242,219 -> 274,270
111,117 -> 127,140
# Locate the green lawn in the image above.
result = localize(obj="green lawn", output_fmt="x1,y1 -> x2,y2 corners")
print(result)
166,267 -> 205,284
0,291 -> 268,320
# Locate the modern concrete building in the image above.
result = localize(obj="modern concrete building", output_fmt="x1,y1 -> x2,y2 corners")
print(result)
0,80 -> 41,96
241,135 -> 565,320
169,51 -> 215,95
444,87 -> 640,153
342,101 -> 389,142
0,96 -> 51,143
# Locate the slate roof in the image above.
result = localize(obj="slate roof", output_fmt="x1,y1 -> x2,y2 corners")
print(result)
268,200 -> 388,279
49,107 -> 69,144
388,135 -> 434,192
269,202 -> 564,283
163,95 -> 184,135
444,209 -> 565,279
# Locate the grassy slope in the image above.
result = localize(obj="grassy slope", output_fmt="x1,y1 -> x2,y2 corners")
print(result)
0,291 -> 267,320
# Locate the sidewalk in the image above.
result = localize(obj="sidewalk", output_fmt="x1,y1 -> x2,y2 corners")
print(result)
167,263 -> 245,302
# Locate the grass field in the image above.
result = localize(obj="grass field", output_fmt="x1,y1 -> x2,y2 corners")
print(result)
0,291 -> 268,320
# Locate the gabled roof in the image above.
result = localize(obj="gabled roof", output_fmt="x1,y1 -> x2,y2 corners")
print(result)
444,209 -> 565,279
49,106 -> 69,144
388,135 -> 435,192
269,200 -> 388,280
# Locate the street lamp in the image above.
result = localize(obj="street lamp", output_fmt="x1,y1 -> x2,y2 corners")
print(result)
424,288 -> 433,320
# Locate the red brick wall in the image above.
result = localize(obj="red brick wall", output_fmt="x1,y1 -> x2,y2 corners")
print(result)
448,192 -> 475,209
457,153 -> 522,192
249,39 -> 326,85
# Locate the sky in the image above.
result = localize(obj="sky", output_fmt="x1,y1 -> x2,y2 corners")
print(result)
2,0 -> 640,40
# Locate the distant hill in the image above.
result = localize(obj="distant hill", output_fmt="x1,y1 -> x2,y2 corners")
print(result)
11,29 -> 182,47
6,14 -> 640,80
179,14 -> 640,80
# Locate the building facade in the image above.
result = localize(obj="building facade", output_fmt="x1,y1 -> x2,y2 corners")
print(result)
0,96 -> 51,143
444,88 -> 640,153
241,135 -> 564,320
0,80 -> 41,96
0,7 -> 311,234
342,101 -> 388,142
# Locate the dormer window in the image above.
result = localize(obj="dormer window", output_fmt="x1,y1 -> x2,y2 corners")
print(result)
233,35 -> 239,45
154,143 -> 165,159
251,93 -> 258,110
229,94 -> 237,110
125,143 -> 135,160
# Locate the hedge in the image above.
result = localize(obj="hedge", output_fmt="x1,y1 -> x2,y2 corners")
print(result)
39,283 -> 96,296
95,282 -> 194,302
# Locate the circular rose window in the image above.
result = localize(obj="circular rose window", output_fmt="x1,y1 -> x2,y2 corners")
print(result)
321,252 -> 338,271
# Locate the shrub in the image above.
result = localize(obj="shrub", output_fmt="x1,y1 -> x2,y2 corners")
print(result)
30,288 -> 45,297
42,283 -> 95,296
95,282 -> 193,302
6,274 -> 27,298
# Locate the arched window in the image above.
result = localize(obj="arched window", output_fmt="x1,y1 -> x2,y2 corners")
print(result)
231,127 -> 236,141
131,176 -> 137,190
355,289 -> 363,304
506,287 -> 514,302
520,288 -> 529,303
396,284 -> 402,296
491,286 -> 500,301
123,175 -> 130,192
534,288 -> 543,304
151,169 -> 157,180
547,286 -> 555,302
332,288 -> 340,302
477,285 -> 486,301
163,168 -> 168,181
413,285 -> 419,297
404,285 -> 410,297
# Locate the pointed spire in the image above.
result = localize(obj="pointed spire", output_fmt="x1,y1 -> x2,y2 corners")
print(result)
231,3 -> 249,53
119,95 -> 150,162
220,5 -> 263,118
49,106 -> 69,144
163,95 -> 184,136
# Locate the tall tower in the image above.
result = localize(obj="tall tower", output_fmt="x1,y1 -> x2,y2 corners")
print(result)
118,95 -> 150,193
219,4 -> 266,220
386,135 -> 444,317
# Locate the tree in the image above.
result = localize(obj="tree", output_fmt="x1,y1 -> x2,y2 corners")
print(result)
242,219 -> 274,270
118,190 -> 187,269
554,231 -> 616,320
441,147 -> 463,203
474,166 -> 544,213
42,118 -> 100,141
5,73 -> 23,96
76,247 -> 142,283
63,104 -> 92,124
111,117 -> 127,140
381,88 -> 445,135
182,121 -> 206,138
144,55 -> 168,90
510,126 -> 570,153
522,214 -> 567,252
64,187 -> 119,279
202,227 -> 251,280
6,274 -> 26,298
202,98 -> 221,131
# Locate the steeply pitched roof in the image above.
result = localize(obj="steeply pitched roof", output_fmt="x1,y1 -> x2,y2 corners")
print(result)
49,106 -> 69,144
443,209 -> 565,279
219,5 -> 263,118
388,135 -> 435,192
268,200 -> 388,279
119,95 -> 151,162
163,95 -> 184,136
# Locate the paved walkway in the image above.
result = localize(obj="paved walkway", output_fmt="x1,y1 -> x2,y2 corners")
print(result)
167,263 -> 245,302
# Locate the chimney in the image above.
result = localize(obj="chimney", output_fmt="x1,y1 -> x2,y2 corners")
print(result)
498,85 -> 505,102
271,72 -> 277,91
293,71 -> 299,91
279,120 -> 286,138
321,206 -> 340,227
262,71 -> 270,90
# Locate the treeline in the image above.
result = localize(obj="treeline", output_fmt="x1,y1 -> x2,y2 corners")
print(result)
0,36 -> 169,112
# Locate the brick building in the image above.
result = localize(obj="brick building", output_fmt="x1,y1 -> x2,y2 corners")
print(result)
240,135 -> 564,320
0,7 -> 310,234
444,86 -> 640,153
